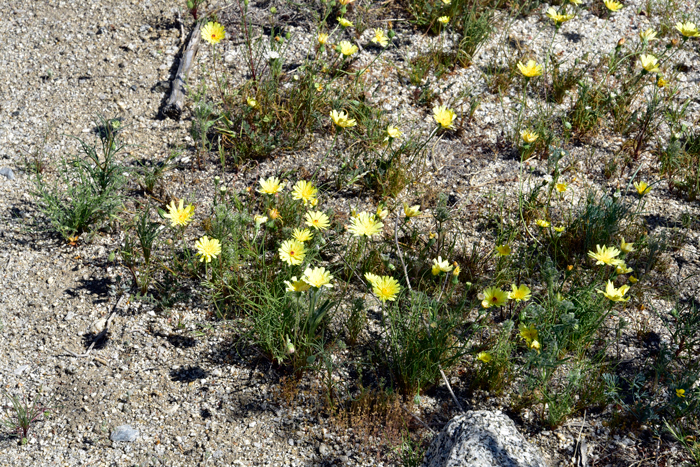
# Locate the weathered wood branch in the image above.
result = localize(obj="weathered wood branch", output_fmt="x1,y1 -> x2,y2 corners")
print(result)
163,22 -> 202,120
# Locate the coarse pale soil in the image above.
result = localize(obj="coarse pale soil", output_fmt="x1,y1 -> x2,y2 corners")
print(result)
1,0 -> 700,466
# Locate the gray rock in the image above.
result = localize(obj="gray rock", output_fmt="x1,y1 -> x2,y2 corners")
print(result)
318,443 -> 330,457
0,167 -> 15,180
110,425 -> 139,442
14,364 -> 30,375
422,411 -> 546,467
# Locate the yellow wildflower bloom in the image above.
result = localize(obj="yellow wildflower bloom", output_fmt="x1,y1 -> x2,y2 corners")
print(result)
279,239 -> 306,266
452,262 -> 461,277
404,203 -> 421,219
676,22 -> 700,38
553,226 -> 565,232
536,219 -> 551,228
201,22 -> 225,45
676,388 -> 686,398
640,54 -> 660,73
568,0 -> 582,4
258,176 -> 285,195
348,212 -> 383,237
482,287 -> 508,308
163,199 -> 195,227
385,125 -> 402,141
530,340 -> 541,351
620,237 -> 635,253
302,266 -> 334,288
285,276 -> 311,293
546,7 -> 575,24
519,323 -> 539,346
337,17 -> 354,28
247,97 -> 257,108
372,29 -> 389,47
508,284 -> 532,302
195,236 -> 221,263
477,352 -> 492,363
338,40 -> 358,56
517,60 -> 543,78
657,76 -> 668,88
615,261 -> 633,274
588,244 -> 621,266
431,256 -> 453,275
292,228 -> 314,242
269,208 -> 281,220
433,105 -> 456,129
305,211 -> 330,231
639,28 -> 657,41
556,182 -> 568,192
604,0 -> 623,11
521,129 -> 539,143
437,16 -> 450,24
597,280 -> 630,302
629,276 -> 638,283
318,33 -> 329,45
364,273 -> 401,302
254,215 -> 268,227
292,180 -> 318,205
376,205 -> 389,220
330,109 -> 357,128
634,180 -> 651,195
338,0 -> 355,4
495,245 -> 511,256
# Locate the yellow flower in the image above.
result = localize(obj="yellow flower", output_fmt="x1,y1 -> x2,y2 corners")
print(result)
657,76 -> 668,88
330,109 -> 357,128
546,7 -> 575,24
365,273 -> 401,302
639,28 -> 657,41
376,205 -> 389,220
604,0 -> 623,11
269,208 -> 281,220
338,40 -> 358,56
302,266 -> 334,288
597,280 -> 630,302
338,0 -> 355,4
337,17 -> 354,28
518,60 -> 543,78
519,323 -> 539,345
441,0 -> 451,4
676,388 -> 686,398
433,105 -> 456,129
676,22 -> 700,38
404,203 -> 421,219
520,129 -> 539,143
530,340 -> 541,351
553,226 -> 565,232
508,284 -> 532,302
452,262 -> 461,277
247,97 -> 257,108
254,214 -> 268,227
305,211 -> 330,231
279,239 -> 306,266
163,199 -> 195,227
629,276 -> 638,283
372,29 -> 389,47
292,180 -> 318,205
385,125 -> 402,140
588,244 -> 621,266
285,276 -> 311,293
431,256 -> 453,275
640,54 -> 660,73
201,22 -> 225,45
477,352 -> 492,363
292,228 -> 314,242
195,236 -> 222,263
495,245 -> 511,256
482,287 -> 508,308
615,261 -> 633,274
258,176 -> 285,195
536,219 -> 550,228
556,182 -> 568,192
318,33 -> 329,45
634,180 -> 651,195
620,237 -> 635,254
348,212 -> 383,237
568,0 -> 582,4
437,16 -> 450,24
